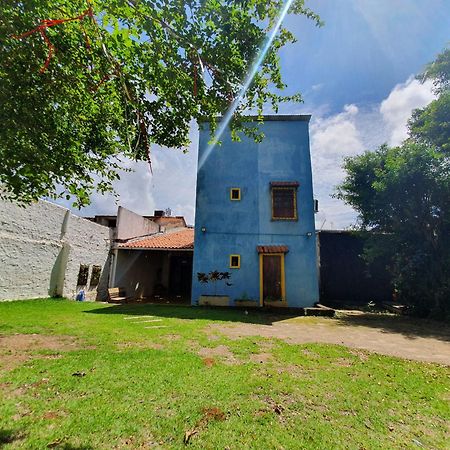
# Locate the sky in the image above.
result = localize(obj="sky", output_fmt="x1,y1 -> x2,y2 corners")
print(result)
56,0 -> 450,228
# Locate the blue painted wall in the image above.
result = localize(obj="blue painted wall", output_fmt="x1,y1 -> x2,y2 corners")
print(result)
191,116 -> 319,308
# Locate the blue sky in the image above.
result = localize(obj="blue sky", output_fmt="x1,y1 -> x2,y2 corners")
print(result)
57,0 -> 450,228
281,0 -> 449,111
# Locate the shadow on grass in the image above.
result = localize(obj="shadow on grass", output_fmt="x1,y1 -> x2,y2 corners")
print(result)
336,312 -> 450,342
84,303 -> 450,342
0,429 -> 24,445
83,303 -> 302,325
0,429 -> 93,449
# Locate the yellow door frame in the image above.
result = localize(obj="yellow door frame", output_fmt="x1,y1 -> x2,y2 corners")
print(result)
259,253 -> 286,306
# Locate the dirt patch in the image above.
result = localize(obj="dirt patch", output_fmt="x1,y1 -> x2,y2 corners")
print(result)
163,334 -> 181,341
349,349 -> 369,362
249,352 -> 273,364
0,334 -> 83,372
186,339 -> 200,352
333,357 -> 354,367
0,353 -> 30,372
202,357 -> 215,367
197,345 -> 238,365
206,314 -> 450,365
206,333 -> 221,341
201,406 -> 227,422
42,411 -> 60,420
0,334 -> 80,352
183,406 -> 227,445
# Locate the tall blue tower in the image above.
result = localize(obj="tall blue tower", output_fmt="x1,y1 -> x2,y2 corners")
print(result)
192,115 -> 319,308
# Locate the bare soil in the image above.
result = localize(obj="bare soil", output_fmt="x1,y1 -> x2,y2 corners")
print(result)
0,333 -> 82,372
197,344 -> 238,365
207,312 -> 450,365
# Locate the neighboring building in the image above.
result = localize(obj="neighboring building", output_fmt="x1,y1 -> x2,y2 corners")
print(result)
0,199 -> 111,301
0,198 -> 192,303
113,228 -> 194,301
86,208 -> 187,240
104,207 -> 193,302
191,115 -> 319,308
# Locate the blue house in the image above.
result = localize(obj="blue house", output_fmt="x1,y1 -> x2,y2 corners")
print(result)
191,115 -> 319,308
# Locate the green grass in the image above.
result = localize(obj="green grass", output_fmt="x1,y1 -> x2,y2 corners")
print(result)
0,299 -> 448,449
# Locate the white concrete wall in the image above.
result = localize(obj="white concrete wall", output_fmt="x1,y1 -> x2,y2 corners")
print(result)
116,206 -> 159,241
0,199 -> 111,301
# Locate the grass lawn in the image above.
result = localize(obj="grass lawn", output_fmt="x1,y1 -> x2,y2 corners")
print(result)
0,299 -> 449,449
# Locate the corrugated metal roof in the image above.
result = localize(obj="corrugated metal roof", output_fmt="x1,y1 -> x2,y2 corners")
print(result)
119,228 -> 194,250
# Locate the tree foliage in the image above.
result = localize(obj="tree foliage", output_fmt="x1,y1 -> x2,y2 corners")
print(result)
337,48 -> 450,317
409,48 -> 450,153
0,0 -> 321,205
337,143 -> 450,315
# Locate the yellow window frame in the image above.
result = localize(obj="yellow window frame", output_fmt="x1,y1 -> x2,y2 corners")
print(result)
271,187 -> 297,220
230,187 -> 241,201
229,254 -> 241,269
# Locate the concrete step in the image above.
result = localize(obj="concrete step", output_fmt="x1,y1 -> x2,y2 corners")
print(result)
305,306 -> 335,317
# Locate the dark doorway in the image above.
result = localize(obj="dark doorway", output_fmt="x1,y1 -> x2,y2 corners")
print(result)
262,255 -> 284,302
169,252 -> 193,298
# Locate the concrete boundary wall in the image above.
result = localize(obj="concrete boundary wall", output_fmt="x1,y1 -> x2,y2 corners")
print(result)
0,199 -> 111,301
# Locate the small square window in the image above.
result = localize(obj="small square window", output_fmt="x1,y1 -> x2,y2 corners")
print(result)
230,254 -> 240,269
230,188 -> 241,201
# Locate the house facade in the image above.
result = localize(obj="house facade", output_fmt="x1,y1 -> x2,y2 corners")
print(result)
191,115 -> 319,308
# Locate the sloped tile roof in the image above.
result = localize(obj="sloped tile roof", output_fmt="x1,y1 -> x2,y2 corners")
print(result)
119,228 -> 194,250
257,245 -> 289,254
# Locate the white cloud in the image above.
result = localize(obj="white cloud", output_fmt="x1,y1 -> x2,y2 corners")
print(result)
55,128 -> 199,225
380,77 -> 435,145
310,77 -> 434,229
310,104 -> 364,229
52,76 -> 435,231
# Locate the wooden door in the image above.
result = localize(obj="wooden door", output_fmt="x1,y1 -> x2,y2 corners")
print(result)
262,255 -> 283,302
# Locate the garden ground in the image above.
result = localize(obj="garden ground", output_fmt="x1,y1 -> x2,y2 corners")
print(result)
0,299 -> 449,449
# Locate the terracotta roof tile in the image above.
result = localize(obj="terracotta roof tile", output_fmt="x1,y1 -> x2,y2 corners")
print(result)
257,245 -> 289,254
120,228 -> 194,250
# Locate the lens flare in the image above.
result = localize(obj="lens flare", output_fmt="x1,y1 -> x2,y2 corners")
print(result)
198,0 -> 295,171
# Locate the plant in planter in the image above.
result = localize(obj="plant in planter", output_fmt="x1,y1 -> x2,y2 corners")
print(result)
235,291 -> 258,307
197,271 -> 232,306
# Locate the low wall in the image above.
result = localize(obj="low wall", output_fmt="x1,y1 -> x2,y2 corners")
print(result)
0,199 -> 111,301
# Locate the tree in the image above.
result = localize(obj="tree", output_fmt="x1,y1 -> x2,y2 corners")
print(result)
337,48 -> 450,317
336,142 -> 450,316
0,0 -> 321,206
408,48 -> 450,152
